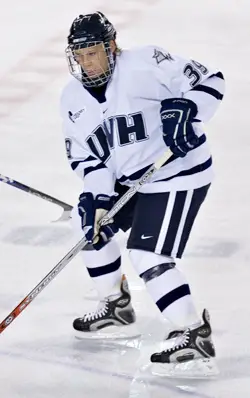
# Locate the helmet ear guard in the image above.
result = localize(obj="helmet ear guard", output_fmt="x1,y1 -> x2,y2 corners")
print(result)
65,11 -> 117,87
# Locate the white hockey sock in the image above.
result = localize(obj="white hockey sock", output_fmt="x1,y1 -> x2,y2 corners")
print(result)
71,205 -> 123,299
129,249 -> 201,329
81,239 -> 123,299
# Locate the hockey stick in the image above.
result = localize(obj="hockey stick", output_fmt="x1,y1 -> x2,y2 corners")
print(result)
0,149 -> 172,334
0,174 -> 73,222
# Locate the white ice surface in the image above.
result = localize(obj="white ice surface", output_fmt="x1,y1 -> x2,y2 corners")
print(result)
0,1 -> 249,397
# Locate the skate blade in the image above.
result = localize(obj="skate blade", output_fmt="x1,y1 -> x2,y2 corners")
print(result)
151,357 -> 219,379
74,323 -> 141,341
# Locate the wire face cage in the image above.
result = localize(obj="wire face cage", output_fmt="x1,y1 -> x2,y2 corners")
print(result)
65,41 -> 115,87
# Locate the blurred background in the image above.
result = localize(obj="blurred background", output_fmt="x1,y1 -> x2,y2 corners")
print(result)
0,1 -> 249,397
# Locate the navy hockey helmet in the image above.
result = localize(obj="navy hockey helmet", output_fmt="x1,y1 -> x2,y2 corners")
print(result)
66,12 -> 117,87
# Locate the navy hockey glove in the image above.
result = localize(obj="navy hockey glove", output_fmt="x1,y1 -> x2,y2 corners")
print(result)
161,98 -> 199,157
78,192 -> 119,251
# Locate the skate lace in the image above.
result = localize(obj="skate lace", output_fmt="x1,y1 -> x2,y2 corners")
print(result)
82,300 -> 109,322
166,329 -> 190,352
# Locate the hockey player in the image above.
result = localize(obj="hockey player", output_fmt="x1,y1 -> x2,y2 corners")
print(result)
60,11 -> 225,372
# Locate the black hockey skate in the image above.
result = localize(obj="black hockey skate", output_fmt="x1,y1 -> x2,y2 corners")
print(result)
151,309 -> 218,377
73,276 -> 137,338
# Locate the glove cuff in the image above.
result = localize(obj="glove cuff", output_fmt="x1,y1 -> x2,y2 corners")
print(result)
95,194 -> 115,211
161,98 -> 198,120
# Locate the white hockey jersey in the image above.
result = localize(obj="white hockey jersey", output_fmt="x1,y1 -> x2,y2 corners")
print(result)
60,45 -> 225,196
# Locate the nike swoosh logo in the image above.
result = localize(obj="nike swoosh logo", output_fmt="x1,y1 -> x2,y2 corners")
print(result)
141,235 -> 153,240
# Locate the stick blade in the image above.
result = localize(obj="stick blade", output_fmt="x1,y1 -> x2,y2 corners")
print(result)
52,209 -> 72,222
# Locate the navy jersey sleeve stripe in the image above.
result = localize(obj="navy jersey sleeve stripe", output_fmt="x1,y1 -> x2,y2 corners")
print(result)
191,84 -> 224,100
84,162 -> 107,177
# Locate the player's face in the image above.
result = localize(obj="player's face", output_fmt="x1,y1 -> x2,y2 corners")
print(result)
74,42 -> 111,78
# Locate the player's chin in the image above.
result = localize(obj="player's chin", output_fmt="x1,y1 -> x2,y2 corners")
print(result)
85,70 -> 102,78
